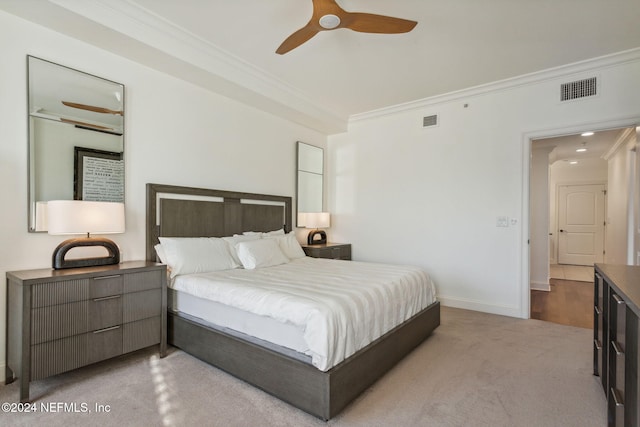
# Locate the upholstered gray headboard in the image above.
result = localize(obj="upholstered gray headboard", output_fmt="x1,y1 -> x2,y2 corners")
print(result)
146,183 -> 292,261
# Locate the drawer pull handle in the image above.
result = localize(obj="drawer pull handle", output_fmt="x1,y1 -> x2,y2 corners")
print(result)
93,325 -> 121,334
93,295 -> 121,302
612,294 -> 625,305
594,339 -> 601,350
594,306 -> 601,315
611,341 -> 623,356
610,388 -> 624,407
93,275 -> 121,281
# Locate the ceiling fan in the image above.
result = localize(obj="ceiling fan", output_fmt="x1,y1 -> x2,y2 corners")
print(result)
62,101 -> 123,116
276,0 -> 417,55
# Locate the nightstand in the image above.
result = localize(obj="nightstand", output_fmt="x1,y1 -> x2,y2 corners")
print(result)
6,261 -> 167,402
301,243 -> 351,260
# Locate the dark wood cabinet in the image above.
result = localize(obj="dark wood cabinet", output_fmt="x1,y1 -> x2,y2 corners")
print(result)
594,264 -> 640,427
301,243 -> 351,260
6,261 -> 167,402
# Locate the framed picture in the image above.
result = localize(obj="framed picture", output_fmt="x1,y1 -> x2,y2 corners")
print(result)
74,147 -> 124,202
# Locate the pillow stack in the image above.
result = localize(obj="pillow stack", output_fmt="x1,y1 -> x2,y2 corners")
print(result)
155,229 -> 306,276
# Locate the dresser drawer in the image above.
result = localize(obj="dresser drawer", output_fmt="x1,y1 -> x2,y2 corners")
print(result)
31,279 -> 90,308
31,334 -> 88,380
123,317 -> 161,353
90,274 -> 124,298
89,294 -> 123,331
31,301 -> 88,344
88,326 -> 123,364
124,289 -> 162,323
125,270 -> 163,293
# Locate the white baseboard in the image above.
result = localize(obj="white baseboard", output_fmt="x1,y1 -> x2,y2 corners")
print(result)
437,295 -> 521,318
530,281 -> 550,291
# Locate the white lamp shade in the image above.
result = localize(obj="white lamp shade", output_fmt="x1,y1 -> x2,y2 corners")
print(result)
305,212 -> 330,229
47,200 -> 125,235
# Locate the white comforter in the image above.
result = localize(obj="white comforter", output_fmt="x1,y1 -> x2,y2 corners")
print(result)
170,257 -> 437,371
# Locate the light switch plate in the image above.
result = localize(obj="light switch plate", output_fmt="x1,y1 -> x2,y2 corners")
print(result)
496,216 -> 509,227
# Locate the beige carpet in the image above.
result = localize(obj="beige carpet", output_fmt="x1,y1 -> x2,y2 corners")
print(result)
0,307 -> 606,427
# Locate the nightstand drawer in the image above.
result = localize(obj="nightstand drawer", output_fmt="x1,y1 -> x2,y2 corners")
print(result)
302,243 -> 352,260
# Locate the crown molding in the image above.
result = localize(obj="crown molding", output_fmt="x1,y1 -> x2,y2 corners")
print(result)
602,127 -> 637,161
350,48 -> 640,124
47,0 -> 347,134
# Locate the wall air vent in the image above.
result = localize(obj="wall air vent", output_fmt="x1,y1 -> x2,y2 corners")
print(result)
423,114 -> 438,128
560,77 -> 597,101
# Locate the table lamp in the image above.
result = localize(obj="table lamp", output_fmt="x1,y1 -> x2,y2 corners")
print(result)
305,212 -> 330,245
47,200 -> 125,269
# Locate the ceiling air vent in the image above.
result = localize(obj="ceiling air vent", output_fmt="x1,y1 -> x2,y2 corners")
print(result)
560,77 -> 597,102
423,114 -> 438,128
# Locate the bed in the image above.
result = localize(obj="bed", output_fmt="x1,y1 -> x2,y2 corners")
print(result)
145,183 -> 440,420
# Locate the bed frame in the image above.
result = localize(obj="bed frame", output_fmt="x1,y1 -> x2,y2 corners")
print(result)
146,183 -> 440,420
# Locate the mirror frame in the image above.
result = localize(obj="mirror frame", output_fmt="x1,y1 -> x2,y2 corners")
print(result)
296,141 -> 324,227
27,56 -> 125,232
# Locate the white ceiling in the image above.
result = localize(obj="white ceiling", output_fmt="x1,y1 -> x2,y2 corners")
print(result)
2,0 -> 640,133
534,128 -> 631,164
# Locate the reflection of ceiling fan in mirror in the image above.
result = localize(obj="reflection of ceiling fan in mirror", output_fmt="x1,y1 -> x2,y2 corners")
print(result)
62,101 -> 123,116
276,0 -> 417,54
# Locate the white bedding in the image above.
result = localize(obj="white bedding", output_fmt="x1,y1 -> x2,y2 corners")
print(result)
170,257 -> 437,371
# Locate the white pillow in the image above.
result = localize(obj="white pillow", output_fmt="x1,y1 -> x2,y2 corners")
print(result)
236,238 -> 290,270
267,232 -> 306,259
158,237 -> 239,278
154,243 -> 168,264
222,234 -> 261,266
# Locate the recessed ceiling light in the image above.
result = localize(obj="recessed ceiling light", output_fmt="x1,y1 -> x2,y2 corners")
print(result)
581,132 -> 594,136
576,148 -> 587,152
569,161 -> 578,165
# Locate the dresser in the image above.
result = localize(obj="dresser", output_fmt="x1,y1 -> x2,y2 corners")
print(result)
6,261 -> 167,402
594,264 -> 640,427
301,243 -> 351,260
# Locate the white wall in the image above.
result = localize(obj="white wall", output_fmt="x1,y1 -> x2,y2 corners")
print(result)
0,11 -> 326,377
530,146 -> 553,291
606,130 -> 638,264
328,51 -> 640,318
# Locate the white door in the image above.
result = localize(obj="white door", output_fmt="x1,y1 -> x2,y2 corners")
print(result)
557,184 -> 606,265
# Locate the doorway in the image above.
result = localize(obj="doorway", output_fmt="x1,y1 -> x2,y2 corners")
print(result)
528,126 -> 634,327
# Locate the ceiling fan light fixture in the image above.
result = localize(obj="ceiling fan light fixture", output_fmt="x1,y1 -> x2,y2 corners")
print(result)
319,14 -> 341,29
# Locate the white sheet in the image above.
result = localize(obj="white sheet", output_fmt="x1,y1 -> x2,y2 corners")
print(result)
169,289 -> 310,357
170,257 -> 437,371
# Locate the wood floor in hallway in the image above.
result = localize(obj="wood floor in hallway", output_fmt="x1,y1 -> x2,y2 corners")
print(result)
530,278 -> 593,329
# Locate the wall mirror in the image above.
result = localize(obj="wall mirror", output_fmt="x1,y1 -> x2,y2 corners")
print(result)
296,141 -> 323,227
28,56 -> 125,232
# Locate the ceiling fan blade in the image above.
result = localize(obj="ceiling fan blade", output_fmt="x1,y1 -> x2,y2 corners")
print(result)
62,101 -> 123,116
60,118 -> 113,131
276,24 -> 320,54
343,13 -> 417,34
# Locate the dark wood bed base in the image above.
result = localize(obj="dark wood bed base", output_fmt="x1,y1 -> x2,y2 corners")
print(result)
146,183 -> 440,420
